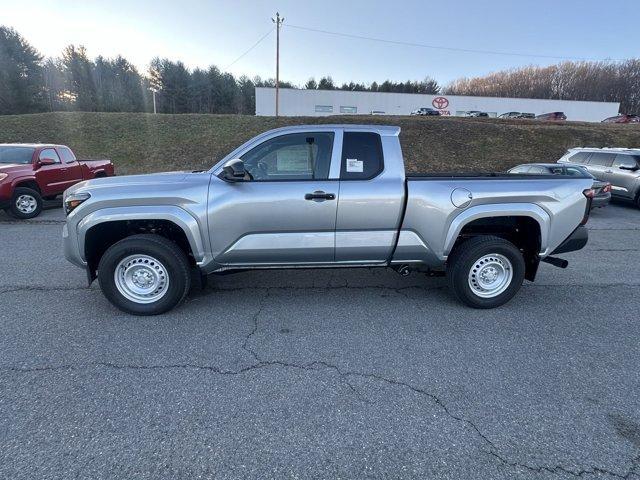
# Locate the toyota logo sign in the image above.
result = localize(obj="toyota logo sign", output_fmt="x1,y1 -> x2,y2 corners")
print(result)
432,97 -> 449,109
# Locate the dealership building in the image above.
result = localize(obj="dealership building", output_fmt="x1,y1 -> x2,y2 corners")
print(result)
255,87 -> 620,122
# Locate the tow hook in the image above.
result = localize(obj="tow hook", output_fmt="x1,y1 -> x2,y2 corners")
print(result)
542,256 -> 569,269
394,264 -> 411,276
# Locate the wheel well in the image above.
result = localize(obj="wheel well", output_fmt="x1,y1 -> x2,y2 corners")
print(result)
454,216 -> 541,281
94,171 -> 107,178
14,180 -> 41,194
84,220 -> 196,278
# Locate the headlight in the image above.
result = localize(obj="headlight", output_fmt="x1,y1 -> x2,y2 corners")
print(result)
0,173 -> 7,182
64,192 -> 91,215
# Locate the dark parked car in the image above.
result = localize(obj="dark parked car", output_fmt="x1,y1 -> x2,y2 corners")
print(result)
411,107 -> 440,116
536,112 -> 567,121
602,114 -> 640,124
465,111 -> 489,117
517,112 -> 535,119
499,112 -> 521,119
508,163 -> 611,208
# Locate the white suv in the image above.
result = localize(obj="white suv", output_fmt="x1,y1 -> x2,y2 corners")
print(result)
558,148 -> 640,207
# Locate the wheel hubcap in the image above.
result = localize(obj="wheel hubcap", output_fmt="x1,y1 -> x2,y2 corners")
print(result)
16,195 -> 37,214
468,253 -> 513,298
114,255 -> 169,304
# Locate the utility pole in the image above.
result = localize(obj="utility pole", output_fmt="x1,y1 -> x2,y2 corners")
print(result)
272,12 -> 284,116
150,87 -> 158,114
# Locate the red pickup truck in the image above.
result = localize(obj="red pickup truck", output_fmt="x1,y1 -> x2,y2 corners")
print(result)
0,143 -> 114,219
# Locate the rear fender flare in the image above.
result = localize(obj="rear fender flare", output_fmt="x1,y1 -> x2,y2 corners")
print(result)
442,203 -> 550,259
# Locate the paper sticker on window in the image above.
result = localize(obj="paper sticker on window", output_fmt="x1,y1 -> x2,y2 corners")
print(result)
277,145 -> 312,172
346,158 -> 363,173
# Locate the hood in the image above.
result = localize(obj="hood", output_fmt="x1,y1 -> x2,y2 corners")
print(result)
0,163 -> 31,174
65,171 -> 194,198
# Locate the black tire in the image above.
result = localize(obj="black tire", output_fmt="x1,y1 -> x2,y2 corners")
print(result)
446,236 -> 525,309
8,187 -> 43,219
97,234 -> 191,315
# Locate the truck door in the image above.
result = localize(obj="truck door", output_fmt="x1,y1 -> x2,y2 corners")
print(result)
208,131 -> 340,265
334,131 -> 405,263
35,148 -> 66,195
56,146 -> 84,184
610,154 -> 640,199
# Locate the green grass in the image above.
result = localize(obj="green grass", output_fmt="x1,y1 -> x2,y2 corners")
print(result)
1,112 -> 639,175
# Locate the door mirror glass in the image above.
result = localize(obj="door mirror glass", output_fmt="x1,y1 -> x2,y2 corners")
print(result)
220,158 -> 248,182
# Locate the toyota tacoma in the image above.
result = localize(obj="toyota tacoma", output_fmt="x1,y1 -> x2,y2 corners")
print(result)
62,125 -> 593,315
0,143 -> 114,219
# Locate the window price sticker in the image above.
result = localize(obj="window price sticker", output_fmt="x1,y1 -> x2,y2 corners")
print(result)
346,158 -> 363,172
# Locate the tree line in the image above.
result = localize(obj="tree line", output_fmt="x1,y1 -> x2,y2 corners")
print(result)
2,24 -> 639,116
0,25 -> 442,116
444,60 -> 640,114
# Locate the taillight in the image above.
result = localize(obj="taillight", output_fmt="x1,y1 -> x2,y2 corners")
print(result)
603,183 -> 612,193
581,188 -> 594,224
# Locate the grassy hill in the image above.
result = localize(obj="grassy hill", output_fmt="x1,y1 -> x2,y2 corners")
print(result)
1,112 -> 639,175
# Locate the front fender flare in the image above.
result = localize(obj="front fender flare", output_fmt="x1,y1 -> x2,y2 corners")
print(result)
76,205 -> 210,264
442,203 -> 550,259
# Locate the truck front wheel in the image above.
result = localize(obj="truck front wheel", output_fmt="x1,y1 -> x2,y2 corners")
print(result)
97,234 -> 191,315
8,187 -> 43,219
446,236 -> 525,308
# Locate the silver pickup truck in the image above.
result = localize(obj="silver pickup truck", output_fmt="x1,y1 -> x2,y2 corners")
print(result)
63,125 -> 594,315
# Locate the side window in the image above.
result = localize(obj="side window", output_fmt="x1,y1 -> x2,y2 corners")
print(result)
527,166 -> 548,174
568,151 -> 590,164
57,147 -> 76,163
240,132 -> 334,181
565,167 -> 588,176
549,167 -> 565,175
589,153 -> 615,167
509,166 -> 530,173
612,154 -> 638,169
340,132 -> 384,180
39,148 -> 61,163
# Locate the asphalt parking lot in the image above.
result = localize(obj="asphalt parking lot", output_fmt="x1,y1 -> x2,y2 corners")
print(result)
1,200 -> 639,480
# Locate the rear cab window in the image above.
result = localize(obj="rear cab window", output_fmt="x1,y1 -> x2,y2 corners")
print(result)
57,147 -> 77,163
340,132 -> 384,180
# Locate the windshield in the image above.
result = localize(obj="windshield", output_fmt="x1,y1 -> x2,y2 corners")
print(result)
0,146 -> 35,164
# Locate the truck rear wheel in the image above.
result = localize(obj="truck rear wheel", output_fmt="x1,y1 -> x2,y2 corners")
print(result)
8,187 -> 43,219
97,234 -> 191,315
446,236 -> 525,309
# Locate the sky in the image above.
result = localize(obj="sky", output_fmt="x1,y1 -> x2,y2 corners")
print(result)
2,0 -> 639,87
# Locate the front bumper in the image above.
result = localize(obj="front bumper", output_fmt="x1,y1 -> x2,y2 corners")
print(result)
62,222 -> 86,268
551,225 -> 589,255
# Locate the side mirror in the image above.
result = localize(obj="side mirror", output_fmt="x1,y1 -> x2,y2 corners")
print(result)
220,158 -> 247,182
619,164 -> 639,171
38,158 -> 57,167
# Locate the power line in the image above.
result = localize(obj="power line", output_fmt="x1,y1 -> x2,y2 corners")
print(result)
285,23 -> 614,62
226,28 -> 274,69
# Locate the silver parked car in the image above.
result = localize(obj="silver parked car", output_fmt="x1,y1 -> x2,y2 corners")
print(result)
508,163 -> 611,208
558,148 -> 640,208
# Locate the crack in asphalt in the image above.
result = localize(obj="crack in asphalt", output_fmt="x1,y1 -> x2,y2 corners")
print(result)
1,285 -> 639,477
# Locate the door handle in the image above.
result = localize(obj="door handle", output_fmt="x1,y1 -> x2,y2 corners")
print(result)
305,191 -> 336,201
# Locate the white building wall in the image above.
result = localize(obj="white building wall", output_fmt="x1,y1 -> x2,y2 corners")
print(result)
255,87 -> 620,123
